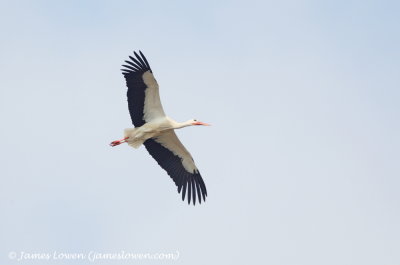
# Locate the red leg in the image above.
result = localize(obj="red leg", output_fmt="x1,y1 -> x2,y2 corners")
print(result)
110,137 -> 129,147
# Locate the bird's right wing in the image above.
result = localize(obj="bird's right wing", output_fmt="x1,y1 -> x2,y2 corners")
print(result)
121,51 -> 166,127
144,130 -> 208,205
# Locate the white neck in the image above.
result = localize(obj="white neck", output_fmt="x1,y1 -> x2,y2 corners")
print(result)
172,120 -> 193,129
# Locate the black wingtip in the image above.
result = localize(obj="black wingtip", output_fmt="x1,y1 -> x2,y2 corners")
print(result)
191,176 -> 196,205
134,51 -> 148,70
121,50 -> 152,75
178,184 -> 183,193
195,181 -> 202,204
182,180 -> 187,201
139,50 -> 151,70
188,178 -> 192,205
177,174 -> 208,205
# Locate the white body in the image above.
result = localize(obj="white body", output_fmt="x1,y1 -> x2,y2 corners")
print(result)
124,117 -> 198,173
124,117 -> 191,149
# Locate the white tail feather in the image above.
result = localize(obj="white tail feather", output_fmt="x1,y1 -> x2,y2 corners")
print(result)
124,128 -> 145,149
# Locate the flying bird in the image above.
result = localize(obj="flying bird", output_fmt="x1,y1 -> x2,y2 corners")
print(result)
110,51 -> 209,205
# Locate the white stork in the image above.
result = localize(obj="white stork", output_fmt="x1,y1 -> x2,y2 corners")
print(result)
110,51 -> 209,205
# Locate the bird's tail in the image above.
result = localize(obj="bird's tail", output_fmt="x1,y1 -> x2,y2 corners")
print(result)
124,128 -> 145,149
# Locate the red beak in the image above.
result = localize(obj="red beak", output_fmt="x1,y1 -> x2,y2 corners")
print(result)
193,121 -> 211,126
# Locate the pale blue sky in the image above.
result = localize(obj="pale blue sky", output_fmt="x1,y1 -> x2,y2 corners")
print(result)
1,0 -> 399,264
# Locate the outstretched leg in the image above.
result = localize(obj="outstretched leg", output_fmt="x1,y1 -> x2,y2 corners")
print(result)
110,137 -> 129,147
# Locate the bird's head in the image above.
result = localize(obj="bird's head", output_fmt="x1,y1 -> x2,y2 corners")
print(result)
191,119 -> 210,126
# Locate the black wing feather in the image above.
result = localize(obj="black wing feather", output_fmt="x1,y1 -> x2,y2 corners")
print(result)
129,55 -> 146,69
191,176 -> 196,205
195,181 -> 202,204
144,138 -> 207,205
122,64 -> 138,71
124,60 -> 141,70
134,51 -> 148,69
139,50 -> 151,69
182,179 -> 187,201
121,51 -> 153,127
188,177 -> 192,205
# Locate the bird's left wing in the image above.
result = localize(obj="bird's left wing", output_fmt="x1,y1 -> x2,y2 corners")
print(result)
144,130 -> 208,205
121,51 -> 166,127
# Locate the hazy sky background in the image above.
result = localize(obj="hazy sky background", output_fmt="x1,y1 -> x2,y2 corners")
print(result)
1,0 -> 399,264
